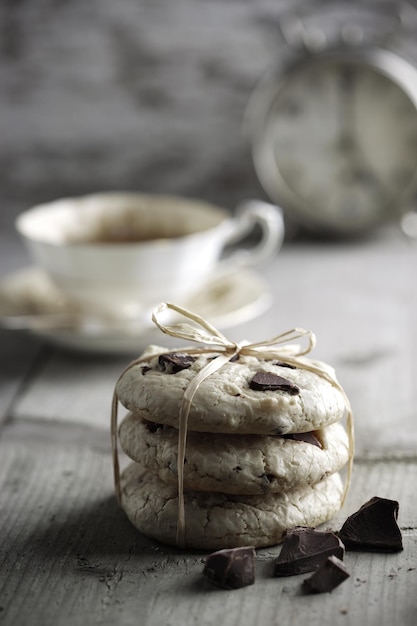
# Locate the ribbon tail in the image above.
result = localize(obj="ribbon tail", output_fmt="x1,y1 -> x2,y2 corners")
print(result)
342,400 -> 355,507
111,390 -> 122,505
175,351 -> 237,548
152,301 -> 232,348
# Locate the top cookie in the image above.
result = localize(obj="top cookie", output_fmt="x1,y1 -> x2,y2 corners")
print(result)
116,345 -> 347,435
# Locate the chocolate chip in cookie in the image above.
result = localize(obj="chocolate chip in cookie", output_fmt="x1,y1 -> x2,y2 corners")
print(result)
158,353 -> 196,374
283,432 -> 323,448
273,360 -> 297,369
144,420 -> 164,433
249,371 -> 300,395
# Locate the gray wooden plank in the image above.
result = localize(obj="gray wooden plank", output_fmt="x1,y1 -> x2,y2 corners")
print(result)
0,331 -> 44,425
10,351 -> 128,429
0,420 -> 416,626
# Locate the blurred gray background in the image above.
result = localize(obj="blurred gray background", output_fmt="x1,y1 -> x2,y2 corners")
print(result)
1,0 -> 416,273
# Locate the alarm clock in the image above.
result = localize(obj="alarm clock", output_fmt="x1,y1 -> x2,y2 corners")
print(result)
246,1 -> 417,236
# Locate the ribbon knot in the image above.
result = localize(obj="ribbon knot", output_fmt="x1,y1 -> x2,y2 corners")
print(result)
152,301 -> 317,360
112,302 -> 354,549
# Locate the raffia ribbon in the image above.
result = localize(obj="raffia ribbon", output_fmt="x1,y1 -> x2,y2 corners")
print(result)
111,302 -> 354,548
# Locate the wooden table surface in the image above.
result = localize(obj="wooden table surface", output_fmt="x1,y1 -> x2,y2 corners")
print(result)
1,224 -> 417,626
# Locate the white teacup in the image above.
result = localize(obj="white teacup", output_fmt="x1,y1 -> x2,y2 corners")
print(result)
15,192 -> 284,319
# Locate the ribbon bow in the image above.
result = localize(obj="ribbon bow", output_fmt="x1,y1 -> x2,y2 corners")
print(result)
111,302 -> 354,548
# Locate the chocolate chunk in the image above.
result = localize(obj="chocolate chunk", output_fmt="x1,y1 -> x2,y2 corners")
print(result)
274,528 -> 345,577
209,353 -> 239,362
158,352 -> 196,374
249,372 -> 300,395
261,473 -> 275,484
203,547 -> 255,589
338,497 -> 403,552
259,473 -> 276,491
283,432 -> 323,448
144,420 -> 164,433
303,556 -> 350,594
273,360 -> 297,369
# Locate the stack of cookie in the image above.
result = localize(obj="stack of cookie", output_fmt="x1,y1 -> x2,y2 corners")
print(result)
115,346 -> 351,550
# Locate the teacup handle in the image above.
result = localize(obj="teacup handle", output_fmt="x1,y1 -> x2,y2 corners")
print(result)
219,200 -> 285,269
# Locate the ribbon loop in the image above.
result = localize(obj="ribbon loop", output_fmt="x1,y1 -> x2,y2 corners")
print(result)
152,302 -> 317,360
152,302 -> 234,350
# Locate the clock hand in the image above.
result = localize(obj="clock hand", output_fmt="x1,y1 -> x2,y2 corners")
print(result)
335,67 -> 391,196
334,69 -> 365,164
336,154 -> 392,215
350,143 -> 392,195
338,66 -> 356,150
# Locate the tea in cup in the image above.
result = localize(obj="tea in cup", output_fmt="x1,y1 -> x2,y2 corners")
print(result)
15,192 -> 284,320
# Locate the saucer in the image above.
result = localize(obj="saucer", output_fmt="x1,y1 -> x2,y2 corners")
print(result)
0,267 -> 272,354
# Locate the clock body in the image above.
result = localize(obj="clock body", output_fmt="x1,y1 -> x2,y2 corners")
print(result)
247,47 -> 417,235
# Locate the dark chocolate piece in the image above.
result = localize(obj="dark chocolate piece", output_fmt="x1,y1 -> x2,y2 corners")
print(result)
249,372 -> 300,395
203,546 -> 255,589
208,354 -> 239,362
260,473 -> 276,487
273,360 -> 297,369
338,497 -> 403,552
274,527 -> 345,577
303,556 -> 350,593
158,352 -> 196,374
144,420 -> 164,433
282,432 -> 323,448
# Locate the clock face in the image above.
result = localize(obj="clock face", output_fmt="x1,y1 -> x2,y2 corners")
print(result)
252,55 -> 417,233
